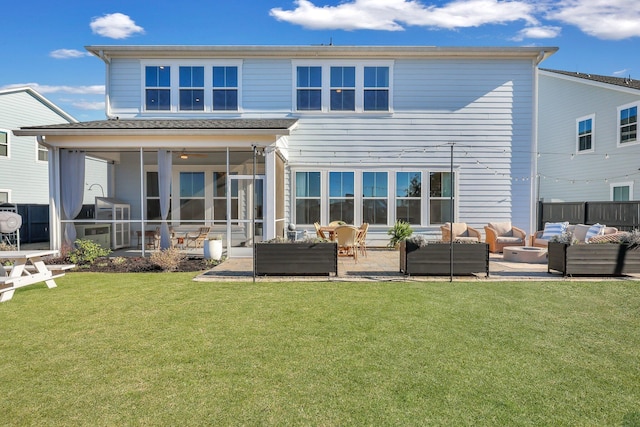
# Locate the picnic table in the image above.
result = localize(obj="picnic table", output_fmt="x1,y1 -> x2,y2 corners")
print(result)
0,250 -> 74,302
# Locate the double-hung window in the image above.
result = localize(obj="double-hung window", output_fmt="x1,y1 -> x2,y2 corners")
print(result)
295,172 -> 321,224
330,66 -> 355,111
577,115 -> 594,152
37,143 -> 48,161
396,172 -> 421,224
296,66 -> 322,111
145,66 -> 171,111
364,66 -> 389,111
0,131 -> 8,157
619,104 -> 637,144
362,172 -> 388,225
213,66 -> 238,111
329,172 -> 354,224
179,66 -> 204,111
0,191 -> 7,204
611,182 -> 632,201
429,172 -> 454,224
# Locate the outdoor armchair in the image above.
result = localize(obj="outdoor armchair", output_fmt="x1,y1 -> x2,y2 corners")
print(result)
484,222 -> 526,253
440,222 -> 482,243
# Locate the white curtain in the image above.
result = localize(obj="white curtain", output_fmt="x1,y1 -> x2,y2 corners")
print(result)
158,150 -> 172,250
60,149 -> 86,249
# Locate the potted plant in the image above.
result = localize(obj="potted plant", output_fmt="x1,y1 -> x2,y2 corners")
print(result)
548,230 -> 640,276
254,236 -> 337,276
400,235 -> 489,276
387,220 -> 413,249
204,235 -> 224,261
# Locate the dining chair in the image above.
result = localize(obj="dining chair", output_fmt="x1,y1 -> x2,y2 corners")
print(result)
314,222 -> 328,239
334,225 -> 359,261
185,226 -> 211,248
356,222 -> 369,257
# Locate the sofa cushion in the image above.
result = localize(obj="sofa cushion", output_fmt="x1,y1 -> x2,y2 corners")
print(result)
533,238 -> 549,247
541,221 -> 569,240
489,221 -> 512,237
573,224 -> 591,243
585,223 -> 605,242
496,236 -> 524,244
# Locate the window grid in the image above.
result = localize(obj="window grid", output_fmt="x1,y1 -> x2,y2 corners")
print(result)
213,66 -> 238,111
577,117 -> 593,152
37,143 -> 48,162
296,66 -> 322,111
396,172 -> 421,224
330,66 -> 356,111
364,66 -> 390,111
0,131 -> 8,157
429,172 -> 455,225
295,172 -> 321,224
362,172 -> 388,225
329,171 -> 355,224
620,106 -> 638,144
145,66 -> 171,111
179,66 -> 205,111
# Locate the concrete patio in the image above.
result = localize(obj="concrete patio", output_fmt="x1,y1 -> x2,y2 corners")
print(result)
194,247 -> 640,282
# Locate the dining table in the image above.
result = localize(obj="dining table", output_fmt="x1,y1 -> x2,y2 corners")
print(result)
0,249 -> 67,302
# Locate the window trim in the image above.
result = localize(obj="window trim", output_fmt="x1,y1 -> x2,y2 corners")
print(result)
0,129 -> 10,159
617,101 -> 638,147
0,189 -> 10,204
291,60 -> 394,114
292,168 -> 456,227
576,114 -> 595,153
610,181 -> 633,201
141,60 -> 243,114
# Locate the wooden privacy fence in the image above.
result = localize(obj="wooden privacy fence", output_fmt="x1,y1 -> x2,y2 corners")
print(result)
538,201 -> 640,231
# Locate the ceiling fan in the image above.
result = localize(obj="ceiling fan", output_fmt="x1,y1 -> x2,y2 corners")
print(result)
177,150 -> 208,159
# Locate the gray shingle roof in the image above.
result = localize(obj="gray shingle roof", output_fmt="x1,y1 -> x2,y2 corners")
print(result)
20,118 -> 299,131
541,69 -> 640,91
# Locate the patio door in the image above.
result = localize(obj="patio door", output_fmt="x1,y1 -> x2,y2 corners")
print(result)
227,175 -> 264,257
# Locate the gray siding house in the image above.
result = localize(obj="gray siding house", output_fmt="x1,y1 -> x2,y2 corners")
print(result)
15,45 -> 557,255
0,87 -> 108,206
538,69 -> 640,202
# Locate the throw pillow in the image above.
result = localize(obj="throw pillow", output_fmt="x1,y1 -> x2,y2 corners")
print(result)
585,223 -> 605,242
489,221 -> 512,237
541,221 -> 569,240
451,222 -> 468,238
572,224 -> 591,243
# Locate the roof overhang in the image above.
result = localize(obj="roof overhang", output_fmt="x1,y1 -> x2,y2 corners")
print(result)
86,45 -> 558,63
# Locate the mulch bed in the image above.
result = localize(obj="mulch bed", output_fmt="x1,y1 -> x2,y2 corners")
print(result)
55,256 -> 217,273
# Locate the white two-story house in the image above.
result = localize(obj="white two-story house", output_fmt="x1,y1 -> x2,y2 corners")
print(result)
538,69 -> 640,202
15,45 -> 556,256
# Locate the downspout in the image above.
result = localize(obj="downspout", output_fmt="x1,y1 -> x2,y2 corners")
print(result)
95,49 -> 114,120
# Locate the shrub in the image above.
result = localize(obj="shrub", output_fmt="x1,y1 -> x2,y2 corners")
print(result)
549,231 -> 577,245
150,248 -> 186,272
68,239 -> 111,265
387,220 -> 413,248
620,229 -> 640,246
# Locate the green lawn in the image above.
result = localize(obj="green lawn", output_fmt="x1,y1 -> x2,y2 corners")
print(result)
1,273 -> 639,426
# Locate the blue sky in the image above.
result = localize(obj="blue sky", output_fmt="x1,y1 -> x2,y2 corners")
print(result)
3,0 -> 639,121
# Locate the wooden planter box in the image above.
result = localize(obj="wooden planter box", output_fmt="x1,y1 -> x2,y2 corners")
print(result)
548,242 -> 640,276
254,242 -> 338,276
400,241 -> 489,276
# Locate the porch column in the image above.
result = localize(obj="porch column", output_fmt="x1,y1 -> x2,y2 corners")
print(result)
48,146 -> 62,251
264,148 -> 276,240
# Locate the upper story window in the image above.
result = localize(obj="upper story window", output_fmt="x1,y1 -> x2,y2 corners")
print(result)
364,66 -> 389,111
577,115 -> 594,152
619,104 -> 637,145
296,66 -> 322,111
145,66 -> 171,111
330,66 -> 355,111
37,143 -> 48,162
213,66 -> 238,111
0,131 -> 8,157
179,66 -> 204,111
294,62 -> 392,113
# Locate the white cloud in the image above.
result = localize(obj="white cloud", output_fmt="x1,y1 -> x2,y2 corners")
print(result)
270,0 -> 537,31
0,83 -> 105,95
90,13 -> 144,39
271,0 -> 640,41
50,49 -> 90,59
613,68 -> 631,76
547,0 -> 640,40
513,25 -> 561,41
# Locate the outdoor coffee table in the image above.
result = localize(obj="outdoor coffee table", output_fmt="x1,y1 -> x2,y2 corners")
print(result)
503,246 -> 548,263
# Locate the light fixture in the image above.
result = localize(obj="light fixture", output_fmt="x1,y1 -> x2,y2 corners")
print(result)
180,151 -> 188,160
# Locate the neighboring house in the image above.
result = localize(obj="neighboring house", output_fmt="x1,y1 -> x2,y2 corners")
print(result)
15,45 -> 556,255
538,69 -> 640,202
0,87 -> 109,205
